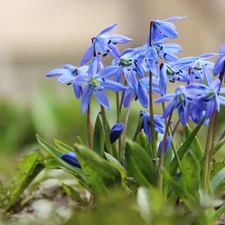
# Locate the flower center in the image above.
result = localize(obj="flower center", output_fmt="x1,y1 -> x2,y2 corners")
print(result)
119,58 -> 132,67
90,78 -> 99,87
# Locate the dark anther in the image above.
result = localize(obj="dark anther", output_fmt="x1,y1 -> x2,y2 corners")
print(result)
163,53 -> 167,58
102,78 -> 105,82
135,96 -> 138,101
175,71 -> 180,74
98,52 -> 101,55
160,46 -> 163,50
103,53 -> 108,57
133,68 -> 137,72
113,42 -> 117,45
179,70 -> 183,73
67,82 -> 72,86
187,97 -> 192,101
195,76 -> 199,79
155,61 -> 158,64
177,77 -> 181,81
129,59 -> 132,61
205,63 -> 207,66
134,62 -> 137,67
108,40 -> 112,44
107,49 -> 110,52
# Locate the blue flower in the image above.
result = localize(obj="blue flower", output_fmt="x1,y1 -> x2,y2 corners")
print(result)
152,16 -> 186,39
123,73 -> 160,108
109,123 -> 124,144
139,111 -> 166,142
154,85 -> 200,126
46,64 -> 88,99
213,43 -> 225,76
81,23 -> 132,65
60,152 -> 81,168
74,57 -> 126,114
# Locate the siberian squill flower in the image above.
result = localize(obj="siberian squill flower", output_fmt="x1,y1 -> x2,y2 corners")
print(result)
213,43 -> 225,76
46,64 -> 88,99
123,70 -> 160,108
159,62 -> 189,95
61,152 -> 81,168
186,67 -> 225,119
139,111 -> 166,142
81,23 -> 132,65
154,85 -> 201,126
151,16 -> 186,39
109,123 -> 124,144
74,57 -> 126,114
171,53 -> 218,83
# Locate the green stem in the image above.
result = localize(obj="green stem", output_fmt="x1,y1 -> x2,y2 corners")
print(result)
100,105 -> 112,155
116,92 -> 120,123
157,113 -> 172,192
87,103 -> 92,149
203,111 -> 214,193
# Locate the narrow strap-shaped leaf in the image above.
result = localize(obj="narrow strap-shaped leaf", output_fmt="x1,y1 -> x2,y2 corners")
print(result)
62,183 -> 82,202
54,139 -> 74,153
36,135 -> 90,188
74,143 -> 121,194
3,152 -> 44,213
92,113 -> 105,157
180,150 -> 200,199
184,125 -> 203,160
135,130 -> 153,159
124,140 -> 157,186
211,167 -> 225,192
169,117 -> 204,175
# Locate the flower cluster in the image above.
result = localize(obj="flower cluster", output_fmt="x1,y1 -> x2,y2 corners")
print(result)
46,16 -> 225,153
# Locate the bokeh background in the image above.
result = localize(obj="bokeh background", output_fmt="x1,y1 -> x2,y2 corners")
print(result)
1,0 -> 225,178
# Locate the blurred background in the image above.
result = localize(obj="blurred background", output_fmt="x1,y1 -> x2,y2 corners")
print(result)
1,0 -> 225,177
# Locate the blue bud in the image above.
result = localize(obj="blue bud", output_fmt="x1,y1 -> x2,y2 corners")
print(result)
60,152 -> 81,168
109,123 -> 124,144
157,136 -> 172,157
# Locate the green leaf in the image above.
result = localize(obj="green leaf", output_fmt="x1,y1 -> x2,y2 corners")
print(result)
74,143 -> 121,194
54,139 -> 74,153
135,130 -> 153,159
170,117 -> 204,175
36,135 -> 90,189
214,138 -> 225,155
62,183 -> 82,202
3,152 -> 44,213
184,125 -> 203,160
180,150 -> 200,199
211,167 -> 225,192
93,113 -> 105,157
124,140 -> 157,186
162,168 -> 198,210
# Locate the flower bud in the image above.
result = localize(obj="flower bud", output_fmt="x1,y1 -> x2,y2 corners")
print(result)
60,152 -> 81,168
109,123 -> 124,144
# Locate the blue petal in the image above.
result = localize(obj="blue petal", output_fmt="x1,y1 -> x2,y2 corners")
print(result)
46,68 -> 68,77
213,55 -> 225,75
73,75 -> 89,86
73,83 -> 82,99
163,16 -> 187,22
163,101 -> 177,118
157,136 -> 172,157
60,152 -> 81,168
162,43 -> 183,53
81,86 -> 93,114
154,94 -> 175,103
97,66 -> 120,79
220,43 -> 225,55
102,34 -> 132,44
138,83 -> 149,108
101,79 -> 126,91
123,88 -> 134,108
62,64 -> 76,70
98,23 -> 118,35
125,70 -> 138,91
202,65 -> 213,86
58,72 -> 75,83
95,37 -> 107,53
93,90 -> 110,110
88,57 -> 98,77
81,44 -> 95,65
155,21 -> 178,38
109,123 -> 124,144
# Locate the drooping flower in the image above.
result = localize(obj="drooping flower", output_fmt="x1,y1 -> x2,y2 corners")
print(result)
81,23 -> 132,65
109,123 -> 124,144
139,111 -> 166,142
74,57 -> 126,114
151,16 -> 186,39
213,43 -> 225,76
60,152 -> 81,168
46,64 -> 88,99
154,85 -> 201,126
